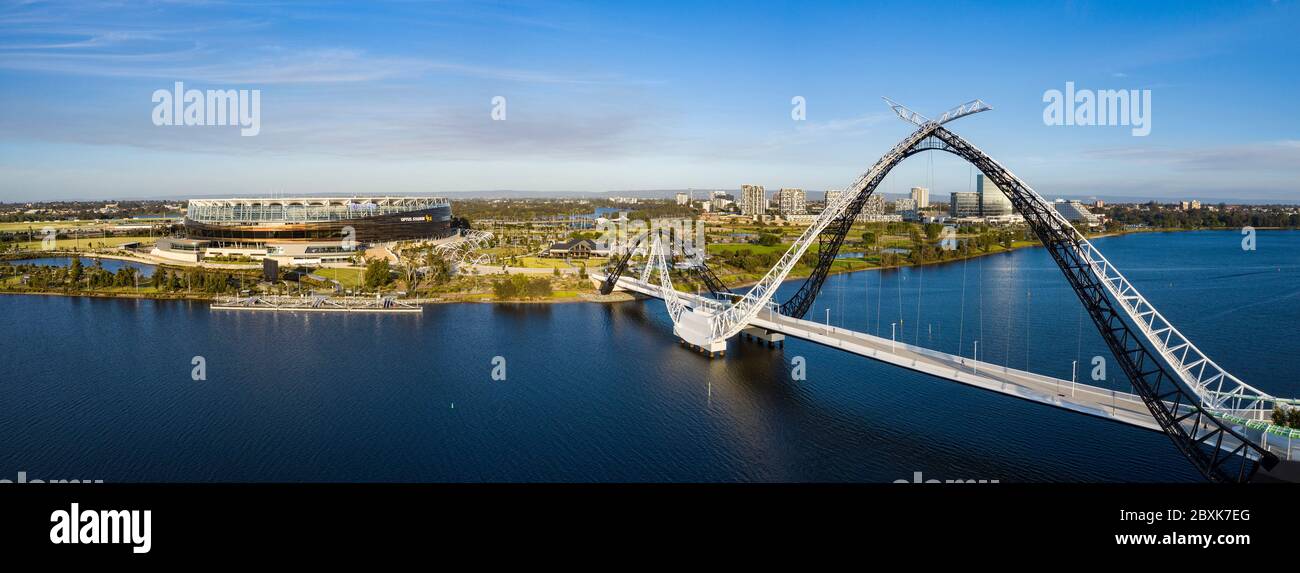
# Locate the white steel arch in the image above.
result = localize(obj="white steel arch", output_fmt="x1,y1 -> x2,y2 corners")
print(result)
653,99 -> 1280,421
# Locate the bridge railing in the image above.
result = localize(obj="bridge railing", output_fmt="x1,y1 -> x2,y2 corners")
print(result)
1069,220 -> 1277,419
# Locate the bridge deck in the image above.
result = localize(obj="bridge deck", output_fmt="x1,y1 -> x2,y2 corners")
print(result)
600,273 -> 1299,463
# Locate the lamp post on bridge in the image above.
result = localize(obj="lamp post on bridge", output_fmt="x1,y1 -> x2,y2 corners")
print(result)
973,340 -> 979,374
891,322 -> 896,353
825,308 -> 830,334
1071,360 -> 1078,398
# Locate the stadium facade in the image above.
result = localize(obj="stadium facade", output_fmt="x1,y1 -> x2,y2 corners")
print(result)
152,197 -> 452,265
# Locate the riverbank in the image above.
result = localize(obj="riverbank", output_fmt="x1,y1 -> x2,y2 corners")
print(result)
0,227 -> 1267,305
716,225 -> 1272,290
0,289 -> 216,301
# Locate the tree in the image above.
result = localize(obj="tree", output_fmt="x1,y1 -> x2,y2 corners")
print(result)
923,223 -> 943,241
68,256 -> 83,284
363,258 -> 392,290
861,231 -> 877,250
525,276 -> 552,298
1279,406 -> 1300,430
425,250 -> 451,285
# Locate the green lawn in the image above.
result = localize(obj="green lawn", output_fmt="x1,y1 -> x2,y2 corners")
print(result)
513,256 -> 607,269
706,242 -> 788,256
313,267 -> 365,289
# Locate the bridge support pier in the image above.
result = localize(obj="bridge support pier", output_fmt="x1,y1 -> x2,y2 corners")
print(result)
679,338 -> 727,358
741,326 -> 785,348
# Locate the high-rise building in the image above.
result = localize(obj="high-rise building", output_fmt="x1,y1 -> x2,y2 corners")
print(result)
950,192 -> 981,218
741,184 -> 767,217
675,192 -> 689,206
910,187 -> 929,210
776,188 -> 807,215
861,194 -> 885,216
977,174 -> 1013,216
893,198 -> 919,221
822,194 -> 894,223
817,190 -> 894,222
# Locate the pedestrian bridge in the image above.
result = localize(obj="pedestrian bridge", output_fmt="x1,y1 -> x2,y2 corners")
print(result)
597,271 -> 1300,469
594,98 -> 1299,483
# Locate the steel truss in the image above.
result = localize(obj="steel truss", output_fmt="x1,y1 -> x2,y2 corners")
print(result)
700,125 -> 941,344
779,134 -> 959,318
646,236 -> 686,323
774,120 -> 1278,481
664,100 -> 1280,481
691,260 -> 731,298
922,125 -> 1278,482
599,232 -> 648,295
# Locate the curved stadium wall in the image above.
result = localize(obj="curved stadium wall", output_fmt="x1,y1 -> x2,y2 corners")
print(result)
184,197 -> 452,244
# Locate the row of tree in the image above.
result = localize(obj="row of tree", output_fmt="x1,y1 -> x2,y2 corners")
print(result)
1105,204 -> 1299,230
1272,406 -> 1300,430
0,257 -> 251,294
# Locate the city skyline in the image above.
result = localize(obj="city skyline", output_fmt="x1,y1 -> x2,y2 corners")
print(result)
2,0 -> 1299,202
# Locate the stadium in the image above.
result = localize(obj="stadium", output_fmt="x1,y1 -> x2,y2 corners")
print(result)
152,196 -> 452,265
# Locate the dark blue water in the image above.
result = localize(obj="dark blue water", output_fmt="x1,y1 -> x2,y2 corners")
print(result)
1,230 -> 1296,482
11,257 -> 156,277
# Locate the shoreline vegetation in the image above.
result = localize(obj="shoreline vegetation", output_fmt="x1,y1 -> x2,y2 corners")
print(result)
0,226 -> 1289,305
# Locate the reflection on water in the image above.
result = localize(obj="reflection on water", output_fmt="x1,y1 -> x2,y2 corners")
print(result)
11,256 -> 156,277
0,230 -> 1295,482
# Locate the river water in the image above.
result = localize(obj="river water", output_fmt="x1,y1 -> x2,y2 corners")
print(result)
1,230 -> 1296,482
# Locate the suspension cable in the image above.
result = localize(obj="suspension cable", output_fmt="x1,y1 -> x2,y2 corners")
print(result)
864,261 -> 871,335
1075,294 -> 1084,375
1025,287 -> 1032,372
1005,253 -> 1014,369
838,266 -> 844,327
875,262 -> 883,337
914,259 -> 923,345
897,265 -> 904,339
958,252 -> 968,357
978,251 -> 984,362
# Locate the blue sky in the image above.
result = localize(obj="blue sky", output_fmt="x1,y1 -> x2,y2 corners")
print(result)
1,0 -> 1298,202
